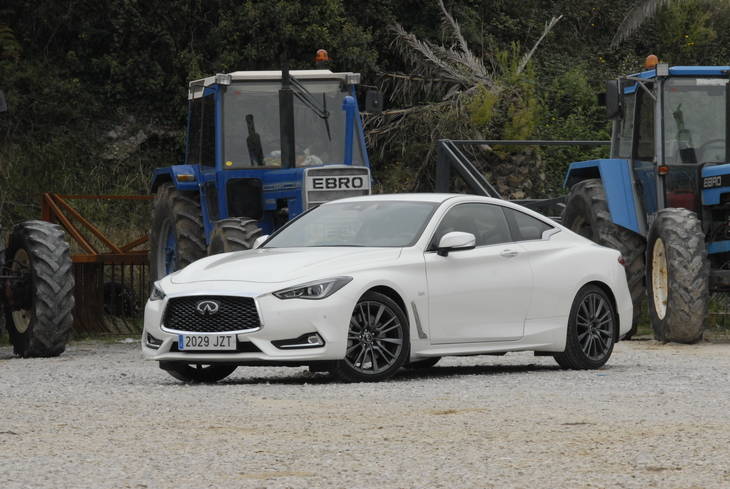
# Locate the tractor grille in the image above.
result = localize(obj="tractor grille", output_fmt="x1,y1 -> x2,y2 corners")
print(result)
304,166 -> 371,209
162,296 -> 261,333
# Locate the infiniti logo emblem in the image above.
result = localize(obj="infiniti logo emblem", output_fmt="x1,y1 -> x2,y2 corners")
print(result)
195,300 -> 220,316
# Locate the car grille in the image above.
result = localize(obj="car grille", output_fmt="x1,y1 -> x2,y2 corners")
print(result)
162,296 -> 261,333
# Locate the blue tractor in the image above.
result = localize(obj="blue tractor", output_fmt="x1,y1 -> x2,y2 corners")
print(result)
150,67 -> 375,281
563,59 -> 730,343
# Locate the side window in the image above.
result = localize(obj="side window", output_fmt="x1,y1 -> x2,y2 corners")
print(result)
635,88 -> 655,161
615,92 -> 635,158
503,207 -> 553,241
200,94 -> 216,167
187,98 -> 202,165
431,203 -> 511,248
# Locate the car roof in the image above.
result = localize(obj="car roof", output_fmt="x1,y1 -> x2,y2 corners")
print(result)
329,193 -> 501,204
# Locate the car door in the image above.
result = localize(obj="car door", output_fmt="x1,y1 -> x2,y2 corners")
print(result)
425,203 -> 533,344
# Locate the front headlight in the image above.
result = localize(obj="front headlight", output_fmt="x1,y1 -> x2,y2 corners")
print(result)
149,282 -> 166,301
273,277 -> 352,300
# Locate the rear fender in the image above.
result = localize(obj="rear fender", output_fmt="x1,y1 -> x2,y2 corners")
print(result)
565,159 -> 644,235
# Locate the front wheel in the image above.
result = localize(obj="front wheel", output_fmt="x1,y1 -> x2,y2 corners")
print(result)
331,291 -> 410,382
207,217 -> 262,255
159,362 -> 237,383
646,208 -> 709,343
553,284 -> 617,370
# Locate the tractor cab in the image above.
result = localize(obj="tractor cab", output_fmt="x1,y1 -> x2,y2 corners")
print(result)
150,68 -> 375,281
609,65 -> 730,217
563,59 -> 730,344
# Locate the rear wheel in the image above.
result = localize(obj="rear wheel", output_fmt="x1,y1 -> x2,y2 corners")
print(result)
646,208 -> 709,343
331,291 -> 409,382
562,179 -> 645,338
159,362 -> 237,383
4,221 -> 74,357
207,217 -> 262,255
554,284 -> 617,370
149,183 -> 205,280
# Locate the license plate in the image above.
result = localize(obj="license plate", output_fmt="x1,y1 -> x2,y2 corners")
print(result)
178,334 -> 236,351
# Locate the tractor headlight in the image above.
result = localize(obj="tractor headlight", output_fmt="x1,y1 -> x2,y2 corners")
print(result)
149,282 -> 166,301
273,277 -> 352,300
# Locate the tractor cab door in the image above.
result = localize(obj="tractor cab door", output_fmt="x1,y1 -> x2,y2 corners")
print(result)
630,83 -> 660,218
187,88 -> 221,230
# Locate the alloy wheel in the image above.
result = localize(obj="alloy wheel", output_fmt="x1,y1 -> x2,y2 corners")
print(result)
345,300 -> 404,375
575,292 -> 614,361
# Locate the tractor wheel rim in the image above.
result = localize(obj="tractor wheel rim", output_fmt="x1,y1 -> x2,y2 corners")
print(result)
652,238 -> 669,320
575,292 -> 613,361
11,249 -> 31,334
345,300 -> 403,375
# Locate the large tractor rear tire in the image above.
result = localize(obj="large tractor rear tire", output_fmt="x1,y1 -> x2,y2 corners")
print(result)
562,179 -> 645,338
149,183 -> 206,281
207,217 -> 262,255
4,221 -> 74,357
646,208 -> 709,343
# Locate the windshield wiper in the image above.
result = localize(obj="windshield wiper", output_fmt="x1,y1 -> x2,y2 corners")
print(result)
289,75 -> 332,141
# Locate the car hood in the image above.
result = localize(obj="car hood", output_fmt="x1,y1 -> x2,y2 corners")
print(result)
170,247 -> 402,284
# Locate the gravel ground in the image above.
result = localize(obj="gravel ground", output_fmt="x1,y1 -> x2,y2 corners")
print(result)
2,339 -> 730,489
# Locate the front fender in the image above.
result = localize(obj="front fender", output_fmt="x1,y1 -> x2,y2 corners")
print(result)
151,165 -> 199,193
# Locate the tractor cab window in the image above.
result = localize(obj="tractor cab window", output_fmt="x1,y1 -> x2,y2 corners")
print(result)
613,92 -> 635,159
663,78 -> 727,165
222,80 -> 363,169
187,93 -> 216,167
635,87 -> 655,161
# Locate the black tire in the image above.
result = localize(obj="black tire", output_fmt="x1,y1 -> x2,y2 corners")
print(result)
404,357 -> 441,369
646,208 -> 709,343
553,284 -> 617,370
562,179 -> 645,338
331,291 -> 410,382
207,217 -> 262,255
149,183 -> 206,281
159,361 -> 237,383
4,220 -> 74,357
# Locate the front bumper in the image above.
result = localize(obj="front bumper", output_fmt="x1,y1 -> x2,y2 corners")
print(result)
142,282 -> 355,364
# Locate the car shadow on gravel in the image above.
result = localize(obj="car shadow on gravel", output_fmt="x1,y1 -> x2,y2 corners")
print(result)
210,363 -> 563,386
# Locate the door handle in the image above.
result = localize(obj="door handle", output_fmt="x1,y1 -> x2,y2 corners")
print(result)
500,249 -> 519,258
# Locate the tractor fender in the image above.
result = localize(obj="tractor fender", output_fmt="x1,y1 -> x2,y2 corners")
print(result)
151,166 -> 199,193
564,159 -> 642,235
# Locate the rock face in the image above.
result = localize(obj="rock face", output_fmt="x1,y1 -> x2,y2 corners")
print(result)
489,148 -> 545,200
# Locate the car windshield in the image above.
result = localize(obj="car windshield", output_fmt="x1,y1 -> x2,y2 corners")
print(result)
263,201 -> 438,248
222,79 -> 364,168
663,77 -> 728,164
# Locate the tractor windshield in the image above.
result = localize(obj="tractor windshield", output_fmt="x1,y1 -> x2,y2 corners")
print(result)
222,79 -> 363,168
663,78 -> 728,164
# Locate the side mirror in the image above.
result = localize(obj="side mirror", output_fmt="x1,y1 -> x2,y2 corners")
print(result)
253,235 -> 269,249
0,91 -> 7,113
437,231 -> 475,257
365,90 -> 383,114
604,80 -> 621,119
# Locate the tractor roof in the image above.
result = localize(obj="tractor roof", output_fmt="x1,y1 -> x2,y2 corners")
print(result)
629,65 -> 730,79
189,70 -> 360,88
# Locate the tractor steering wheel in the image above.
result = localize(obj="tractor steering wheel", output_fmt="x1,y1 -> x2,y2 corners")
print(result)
698,138 -> 726,162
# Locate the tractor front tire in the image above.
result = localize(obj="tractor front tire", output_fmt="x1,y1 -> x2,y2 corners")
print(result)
149,183 -> 206,281
4,221 -> 74,357
207,217 -> 262,255
562,179 -> 646,338
646,208 -> 709,343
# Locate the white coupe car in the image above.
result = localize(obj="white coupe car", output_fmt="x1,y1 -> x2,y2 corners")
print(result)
142,193 -> 632,383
